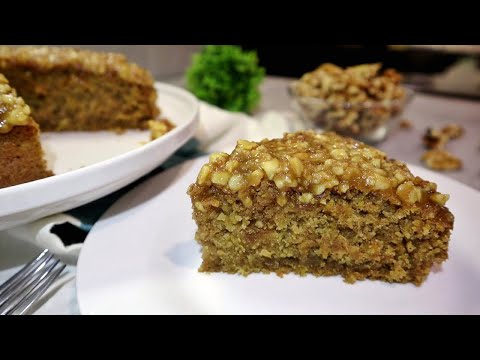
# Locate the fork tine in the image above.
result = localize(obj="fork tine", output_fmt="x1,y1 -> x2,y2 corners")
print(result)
0,258 -> 59,315
9,263 -> 67,315
0,252 -> 54,308
0,250 -> 66,315
0,249 -> 49,295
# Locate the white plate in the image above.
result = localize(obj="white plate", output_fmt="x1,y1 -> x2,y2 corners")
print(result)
0,83 -> 199,231
77,157 -> 480,315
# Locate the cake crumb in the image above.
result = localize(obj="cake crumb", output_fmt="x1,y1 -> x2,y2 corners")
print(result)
148,119 -> 175,140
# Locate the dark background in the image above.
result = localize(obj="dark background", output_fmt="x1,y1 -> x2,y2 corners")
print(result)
239,45 -> 480,99
240,45 -> 467,77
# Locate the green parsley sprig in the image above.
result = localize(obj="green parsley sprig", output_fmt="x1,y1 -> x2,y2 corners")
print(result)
186,45 -> 265,113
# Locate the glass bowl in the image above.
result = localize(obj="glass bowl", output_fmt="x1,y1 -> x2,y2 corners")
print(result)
288,81 -> 414,144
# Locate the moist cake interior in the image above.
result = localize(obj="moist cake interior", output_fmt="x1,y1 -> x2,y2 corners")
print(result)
188,131 -> 454,285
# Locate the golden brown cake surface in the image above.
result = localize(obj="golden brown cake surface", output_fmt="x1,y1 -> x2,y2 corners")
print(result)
188,131 -> 454,285
0,74 -> 52,188
0,46 -> 160,132
0,46 -> 153,85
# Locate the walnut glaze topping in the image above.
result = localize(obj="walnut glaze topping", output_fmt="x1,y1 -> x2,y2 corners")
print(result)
0,46 -> 155,86
0,74 -> 31,133
396,181 -> 420,204
193,131 -> 450,207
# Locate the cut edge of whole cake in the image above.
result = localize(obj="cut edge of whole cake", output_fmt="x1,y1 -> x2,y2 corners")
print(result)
0,73 -> 53,189
187,131 -> 454,286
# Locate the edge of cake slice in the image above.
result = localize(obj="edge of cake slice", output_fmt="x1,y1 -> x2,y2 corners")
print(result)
187,131 -> 454,285
0,73 -> 53,189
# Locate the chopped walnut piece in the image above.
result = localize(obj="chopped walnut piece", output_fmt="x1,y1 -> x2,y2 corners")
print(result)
420,123 -> 464,171
423,127 -> 447,149
396,181 -> 421,204
442,123 -> 464,140
430,193 -> 450,206
421,149 -> 462,171
399,119 -> 412,129
422,123 -> 465,149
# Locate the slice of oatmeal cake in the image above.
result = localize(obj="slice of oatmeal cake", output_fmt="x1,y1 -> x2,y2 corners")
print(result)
188,131 -> 454,285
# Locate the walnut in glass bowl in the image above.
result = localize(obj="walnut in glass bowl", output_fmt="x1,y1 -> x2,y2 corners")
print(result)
289,63 -> 413,143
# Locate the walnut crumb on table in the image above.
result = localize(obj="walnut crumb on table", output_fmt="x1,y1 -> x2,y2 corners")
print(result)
421,149 -> 463,171
421,123 -> 464,171
442,124 -> 464,140
399,119 -> 412,129
422,124 -> 464,150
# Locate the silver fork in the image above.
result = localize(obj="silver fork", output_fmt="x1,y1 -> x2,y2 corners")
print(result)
0,250 -> 66,315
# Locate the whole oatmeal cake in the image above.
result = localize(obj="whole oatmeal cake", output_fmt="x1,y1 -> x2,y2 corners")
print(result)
0,46 -> 160,132
188,131 -> 454,285
0,74 -> 52,188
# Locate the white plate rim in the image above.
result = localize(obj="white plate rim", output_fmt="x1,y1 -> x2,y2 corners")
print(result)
76,156 -> 480,315
0,82 -> 199,229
